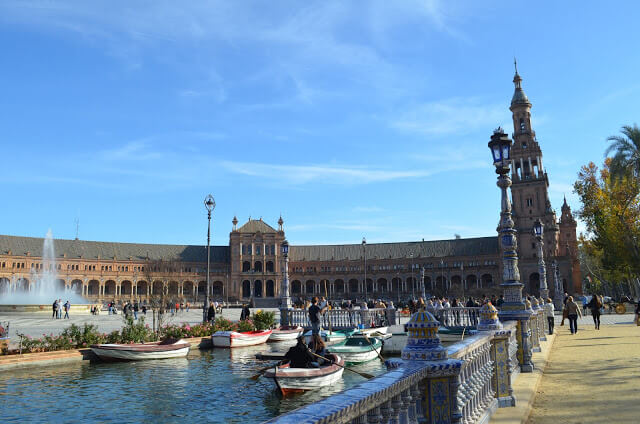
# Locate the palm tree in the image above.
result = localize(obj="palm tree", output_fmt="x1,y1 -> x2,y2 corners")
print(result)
605,124 -> 640,181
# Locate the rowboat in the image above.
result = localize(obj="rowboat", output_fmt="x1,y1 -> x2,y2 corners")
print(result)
327,335 -> 383,364
269,326 -> 304,342
303,329 -> 355,345
212,330 -> 272,348
263,353 -> 345,395
90,339 -> 190,361
357,326 -> 388,336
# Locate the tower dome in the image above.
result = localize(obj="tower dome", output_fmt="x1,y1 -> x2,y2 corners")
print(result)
511,60 -> 531,106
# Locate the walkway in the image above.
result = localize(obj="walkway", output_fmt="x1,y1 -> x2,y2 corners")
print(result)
527,320 -> 640,423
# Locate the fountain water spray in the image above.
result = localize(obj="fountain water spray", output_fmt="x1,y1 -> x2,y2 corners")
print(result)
0,230 -> 86,305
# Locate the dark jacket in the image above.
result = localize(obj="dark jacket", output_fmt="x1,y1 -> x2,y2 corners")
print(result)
207,305 -> 216,321
240,306 -> 250,320
587,296 -> 601,313
285,342 -> 314,368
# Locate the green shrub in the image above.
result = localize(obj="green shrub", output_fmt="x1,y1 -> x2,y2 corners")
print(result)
119,316 -> 154,343
252,310 -> 275,331
236,319 -> 255,332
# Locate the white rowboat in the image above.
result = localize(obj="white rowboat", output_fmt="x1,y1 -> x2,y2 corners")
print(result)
212,330 -> 272,348
90,339 -> 190,361
263,353 -> 345,396
327,336 -> 383,364
269,326 -> 304,342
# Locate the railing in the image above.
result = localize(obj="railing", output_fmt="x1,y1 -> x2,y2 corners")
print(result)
267,325 -> 522,423
433,307 -> 481,328
283,308 -> 389,329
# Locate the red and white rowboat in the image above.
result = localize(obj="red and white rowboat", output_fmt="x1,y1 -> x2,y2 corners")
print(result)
211,330 -> 272,348
264,353 -> 345,396
90,339 -> 190,361
269,326 -> 304,342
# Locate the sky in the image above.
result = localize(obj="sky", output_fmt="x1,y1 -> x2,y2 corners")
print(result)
1,1 -> 638,247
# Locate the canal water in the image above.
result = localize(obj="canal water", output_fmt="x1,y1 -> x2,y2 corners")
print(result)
1,342 -> 389,423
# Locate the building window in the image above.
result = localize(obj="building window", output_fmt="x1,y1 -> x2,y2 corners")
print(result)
520,118 -> 526,132
526,198 -> 533,207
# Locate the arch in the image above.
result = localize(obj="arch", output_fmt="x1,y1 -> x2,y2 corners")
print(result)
451,275 -> 461,286
519,118 -> 526,132
121,280 -> 133,297
392,277 -> 402,293
254,261 -> 263,272
242,261 -> 251,272
152,280 -> 165,296
349,278 -> 359,293
305,280 -> 315,295
254,280 -> 263,298
16,278 -> 28,291
466,274 -> 478,288
424,276 -> 431,291
377,278 -> 387,293
197,281 -> 206,297
104,280 -> 116,296
481,274 -> 493,287
0,277 -> 10,294
242,280 -> 251,298
70,279 -> 83,295
266,280 -> 275,297
88,280 -> 100,296
137,280 -> 149,296
365,278 -> 373,294
435,276 -> 446,290
291,280 -> 302,294
212,281 -> 224,297
182,281 -> 194,297
266,261 -> 274,273
529,273 -> 540,296
55,279 -> 66,291
334,279 -> 345,293
168,281 -> 180,296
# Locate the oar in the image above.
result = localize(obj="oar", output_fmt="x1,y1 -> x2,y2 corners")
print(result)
363,335 -> 385,362
307,350 -> 375,379
250,361 -> 282,380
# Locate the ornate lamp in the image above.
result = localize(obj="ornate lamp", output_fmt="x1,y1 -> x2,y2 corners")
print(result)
203,194 -> 215,323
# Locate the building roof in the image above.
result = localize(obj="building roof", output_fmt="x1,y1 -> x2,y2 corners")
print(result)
289,237 -> 499,261
0,235 -> 229,263
236,219 -> 278,234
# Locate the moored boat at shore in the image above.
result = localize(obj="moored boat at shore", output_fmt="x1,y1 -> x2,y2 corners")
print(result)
303,329 -> 355,345
269,326 -> 304,342
212,330 -> 272,348
263,353 -> 345,396
90,339 -> 190,361
326,335 -> 383,364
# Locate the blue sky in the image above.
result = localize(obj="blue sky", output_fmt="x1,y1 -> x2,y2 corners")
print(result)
1,1 -> 638,247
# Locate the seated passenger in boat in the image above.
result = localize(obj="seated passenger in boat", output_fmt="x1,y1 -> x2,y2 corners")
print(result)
284,336 -> 314,368
309,335 -> 330,367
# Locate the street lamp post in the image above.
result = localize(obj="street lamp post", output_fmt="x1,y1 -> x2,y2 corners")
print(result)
280,240 -> 292,309
488,128 -> 534,372
533,219 -> 549,300
420,266 -> 426,299
203,194 -> 216,323
362,237 -> 367,302
410,253 -> 414,300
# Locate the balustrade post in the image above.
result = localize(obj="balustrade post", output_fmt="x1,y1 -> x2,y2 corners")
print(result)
529,298 -> 541,353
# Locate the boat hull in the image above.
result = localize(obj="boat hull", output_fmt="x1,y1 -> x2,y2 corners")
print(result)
90,340 -> 190,361
358,326 -> 388,336
269,326 -> 304,342
264,354 -> 345,395
212,330 -> 272,348
327,337 -> 383,364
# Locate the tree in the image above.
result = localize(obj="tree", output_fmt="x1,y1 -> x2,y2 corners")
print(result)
605,124 -> 640,182
142,257 -> 179,334
574,159 -> 640,295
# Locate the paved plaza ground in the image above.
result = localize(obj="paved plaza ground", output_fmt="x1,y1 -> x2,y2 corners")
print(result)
527,318 -> 640,423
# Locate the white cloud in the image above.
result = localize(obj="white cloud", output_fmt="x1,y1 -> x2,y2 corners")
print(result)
101,140 -> 163,161
391,98 -> 507,136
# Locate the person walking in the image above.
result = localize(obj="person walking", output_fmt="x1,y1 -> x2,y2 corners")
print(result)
63,300 -> 70,319
565,295 -> 582,334
587,295 -> 602,330
52,299 -> 58,319
133,302 -> 139,320
207,301 -> 216,323
560,292 -> 569,326
308,297 -> 326,336
240,304 -> 250,321
57,299 -> 63,319
544,298 -> 555,335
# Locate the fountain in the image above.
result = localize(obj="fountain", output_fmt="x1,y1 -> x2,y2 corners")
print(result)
0,230 -> 96,314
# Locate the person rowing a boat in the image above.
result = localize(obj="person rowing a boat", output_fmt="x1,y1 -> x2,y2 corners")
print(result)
309,334 -> 330,367
284,336 -> 315,368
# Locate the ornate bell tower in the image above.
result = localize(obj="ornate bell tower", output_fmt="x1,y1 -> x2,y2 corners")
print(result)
508,62 -> 559,295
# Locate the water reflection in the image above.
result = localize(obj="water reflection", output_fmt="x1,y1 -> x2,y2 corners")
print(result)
1,345 -> 388,423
